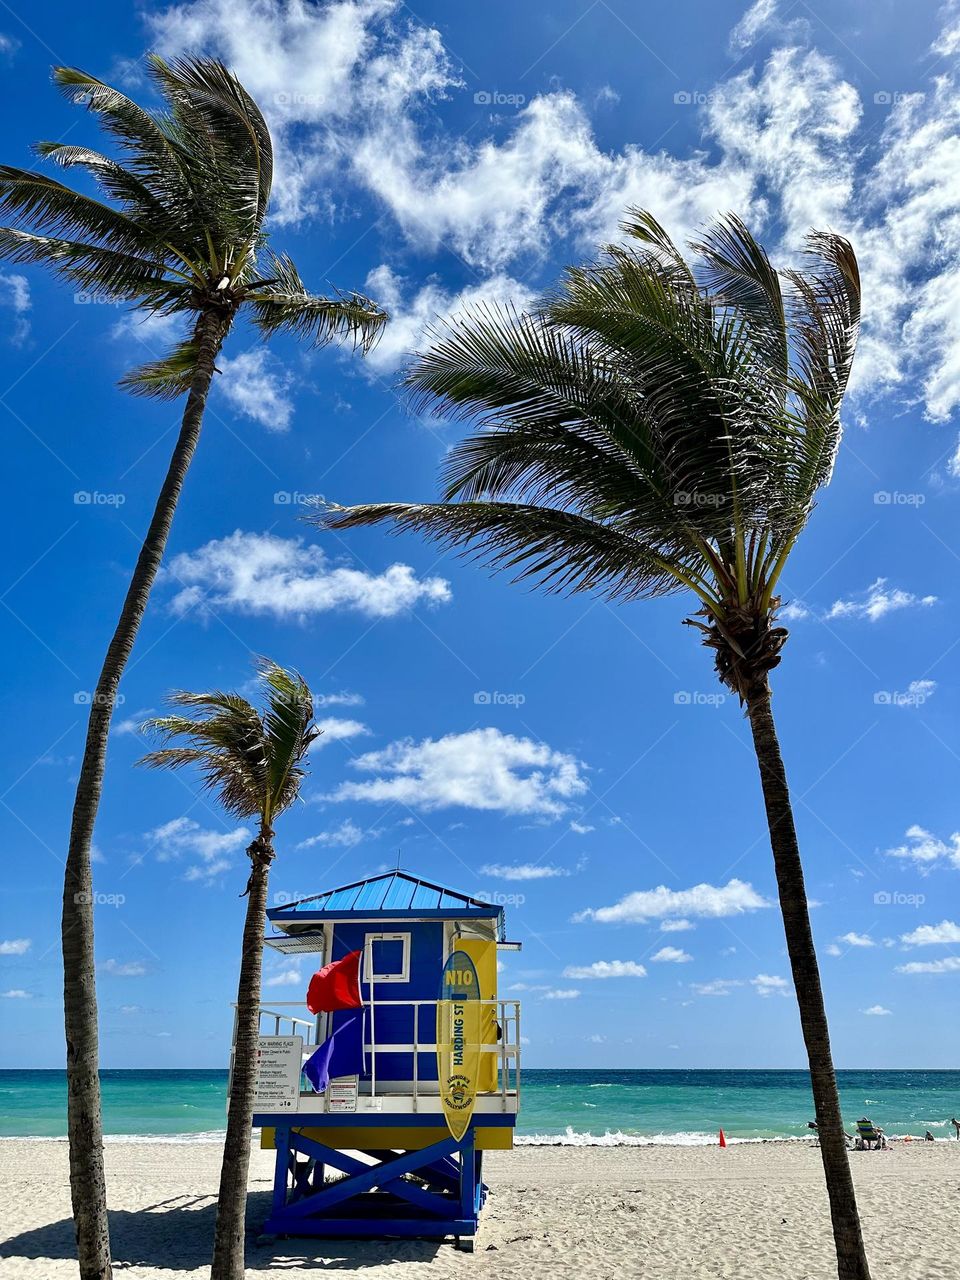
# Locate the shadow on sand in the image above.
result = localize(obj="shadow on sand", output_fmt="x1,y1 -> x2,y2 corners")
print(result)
0,1190 -> 446,1271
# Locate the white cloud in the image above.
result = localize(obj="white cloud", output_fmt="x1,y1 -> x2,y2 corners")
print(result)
165,531 -> 451,621
480,862 -> 569,880
543,988 -> 580,1000
569,821 -> 594,835
361,265 -> 535,373
312,717 -> 370,747
329,727 -> 588,817
0,938 -> 31,956
266,966 -> 303,987
296,819 -> 370,849
0,271 -> 30,345
896,957 -> 960,975
216,350 -> 294,430
827,579 -> 937,623
660,918 -> 694,933
1,988 -> 31,999
575,879 -> 769,924
691,978 -> 744,997
751,972 -> 789,997
99,959 -> 146,977
838,931 -> 875,948
144,816 -> 250,884
825,943 -> 842,957
314,691 -> 365,708
900,920 -> 960,946
863,1004 -> 892,1016
113,709 -> 153,737
883,825 -> 960,871
562,960 -> 647,979
651,947 -> 693,964
729,0 -> 779,50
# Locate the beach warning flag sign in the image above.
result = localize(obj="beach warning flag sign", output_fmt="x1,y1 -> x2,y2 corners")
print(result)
436,948 -> 482,1143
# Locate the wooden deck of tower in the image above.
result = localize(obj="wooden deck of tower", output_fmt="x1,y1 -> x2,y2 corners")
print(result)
235,870 -> 522,1250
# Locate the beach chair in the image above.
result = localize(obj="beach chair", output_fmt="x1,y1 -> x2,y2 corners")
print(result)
854,1118 -> 887,1150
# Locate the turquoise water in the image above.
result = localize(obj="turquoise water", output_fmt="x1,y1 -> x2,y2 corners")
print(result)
3,1069 -> 959,1144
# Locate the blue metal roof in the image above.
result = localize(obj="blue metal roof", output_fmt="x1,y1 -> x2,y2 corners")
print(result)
266,870 -> 505,935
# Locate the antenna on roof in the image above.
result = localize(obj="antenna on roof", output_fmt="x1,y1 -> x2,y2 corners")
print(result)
395,847 -> 401,871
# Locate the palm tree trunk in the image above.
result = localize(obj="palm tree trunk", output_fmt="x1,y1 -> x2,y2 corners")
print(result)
211,828 -> 275,1280
62,307 -> 231,1280
744,679 -> 870,1280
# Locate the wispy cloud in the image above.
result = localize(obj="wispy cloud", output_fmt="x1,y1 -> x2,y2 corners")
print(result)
575,879 -> 769,925
826,578 -> 937,622
480,862 -> 570,880
0,938 -> 31,956
883,825 -> 960,871
562,960 -> 647,979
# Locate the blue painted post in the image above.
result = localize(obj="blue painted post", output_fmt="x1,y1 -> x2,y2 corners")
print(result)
459,1128 -> 477,1225
272,1127 -> 290,1217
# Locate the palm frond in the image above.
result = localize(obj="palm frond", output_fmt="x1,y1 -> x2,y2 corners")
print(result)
118,337 -> 198,399
248,252 -> 387,350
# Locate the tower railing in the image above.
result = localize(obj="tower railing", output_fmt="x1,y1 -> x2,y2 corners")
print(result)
240,998 -> 521,1109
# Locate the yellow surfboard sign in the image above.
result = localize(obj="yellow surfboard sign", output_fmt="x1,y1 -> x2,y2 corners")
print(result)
436,949 -> 482,1142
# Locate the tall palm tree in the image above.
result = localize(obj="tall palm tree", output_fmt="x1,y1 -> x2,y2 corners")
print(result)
315,212 -> 869,1280
0,57 -> 385,1279
140,659 -> 320,1280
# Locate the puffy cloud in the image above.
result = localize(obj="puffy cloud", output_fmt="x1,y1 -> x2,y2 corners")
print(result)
0,271 -> 30,345
838,931 -> 875,948
826,579 -> 937,622
562,960 -> 647,979
691,978 -> 744,997
361,265 -> 535,373
480,863 -> 569,880
165,531 -> 451,621
863,1004 -> 892,1016
751,972 -> 789,996
575,878 -> 769,924
651,947 -> 692,964
312,717 -> 370,747
660,919 -> 694,933
98,959 -> 146,977
0,938 -> 31,956
266,966 -> 302,987
1,989 -> 31,999
329,727 -> 588,817
900,920 -> 960,946
883,825 -> 960,871
144,816 -> 250,884
896,956 -> 960,975
216,350 -> 294,430
296,819 -> 370,849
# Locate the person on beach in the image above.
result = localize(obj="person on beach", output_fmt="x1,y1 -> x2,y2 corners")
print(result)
951,1117 -> 960,1140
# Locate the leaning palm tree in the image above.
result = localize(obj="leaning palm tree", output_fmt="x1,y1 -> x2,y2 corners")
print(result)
315,212 -> 869,1280
0,57 -> 384,1279
140,660 -> 320,1280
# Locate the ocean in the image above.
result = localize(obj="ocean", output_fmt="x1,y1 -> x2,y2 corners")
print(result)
2,1069 -> 958,1145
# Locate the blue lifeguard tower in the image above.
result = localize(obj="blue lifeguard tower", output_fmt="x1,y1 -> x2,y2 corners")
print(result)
240,870 -> 521,1250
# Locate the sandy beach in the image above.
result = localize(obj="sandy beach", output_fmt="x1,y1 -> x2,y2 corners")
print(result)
0,1138 -> 957,1279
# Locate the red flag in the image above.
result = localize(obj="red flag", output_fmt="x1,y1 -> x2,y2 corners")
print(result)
719,1128 -> 726,1148
306,950 -> 363,1013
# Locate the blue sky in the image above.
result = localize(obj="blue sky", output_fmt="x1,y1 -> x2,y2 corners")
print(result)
1,0 -> 959,1071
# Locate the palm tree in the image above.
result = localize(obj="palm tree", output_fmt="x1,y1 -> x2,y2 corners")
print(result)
0,57 -> 385,1279
314,212 -> 869,1280
140,659 -> 320,1280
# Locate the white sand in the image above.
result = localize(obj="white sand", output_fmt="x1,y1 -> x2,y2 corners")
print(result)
0,1138 -> 957,1279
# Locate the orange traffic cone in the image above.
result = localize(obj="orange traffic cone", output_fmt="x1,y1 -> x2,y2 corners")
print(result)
719,1128 -> 726,1148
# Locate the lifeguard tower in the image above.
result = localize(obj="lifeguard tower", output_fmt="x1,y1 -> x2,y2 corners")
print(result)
239,870 -> 521,1250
